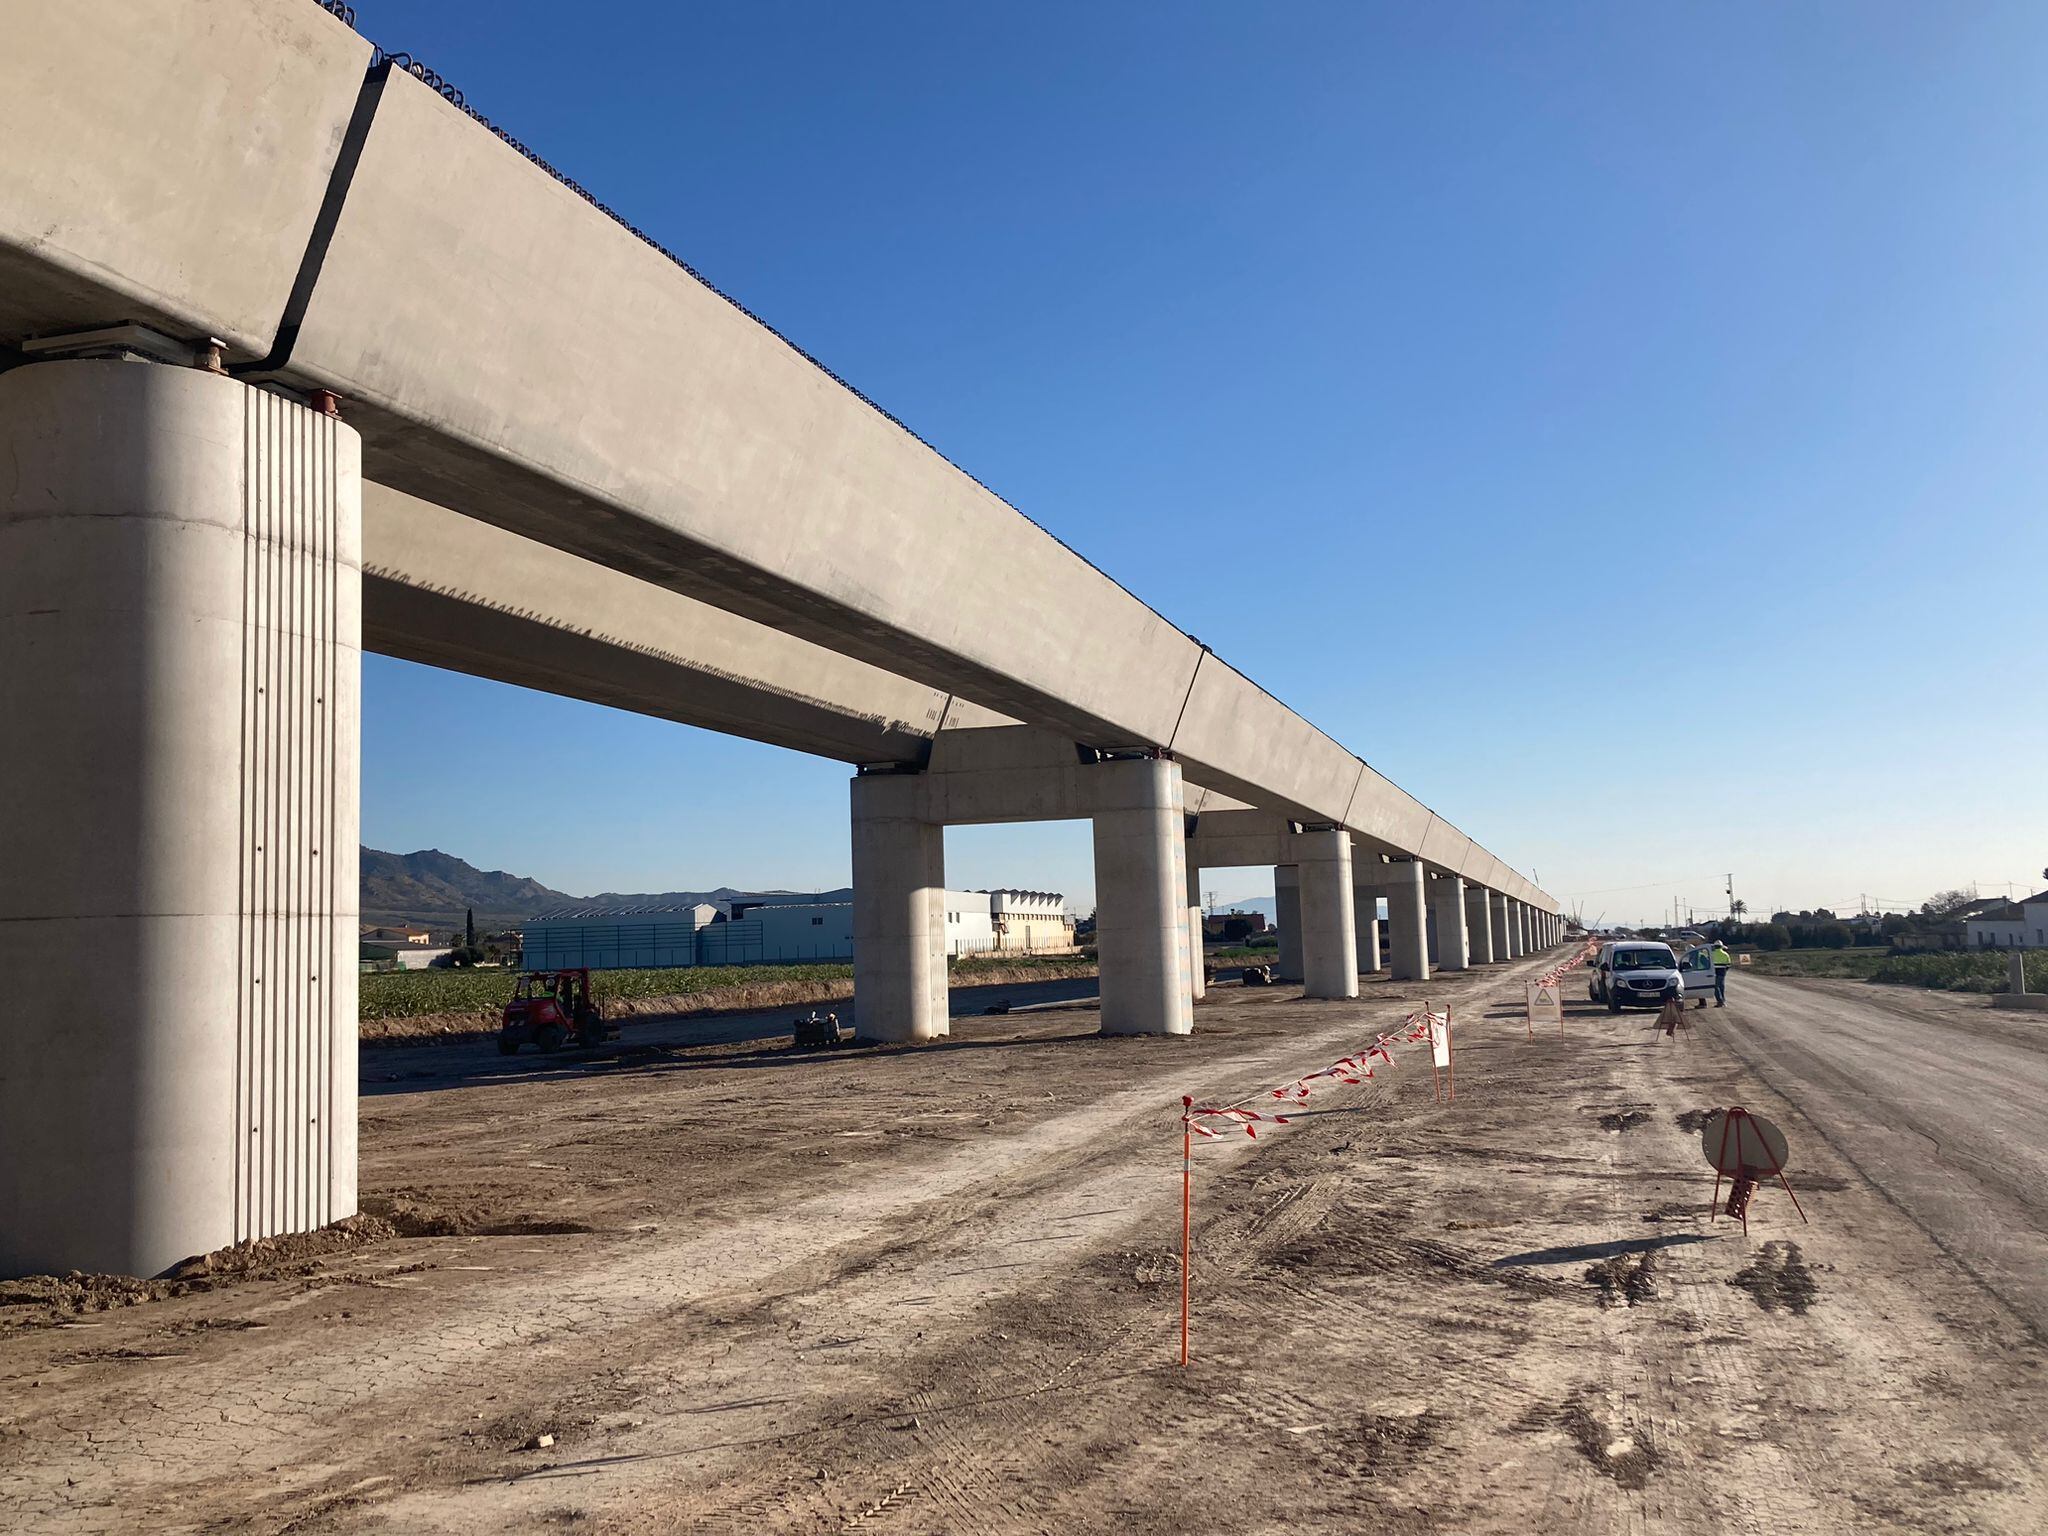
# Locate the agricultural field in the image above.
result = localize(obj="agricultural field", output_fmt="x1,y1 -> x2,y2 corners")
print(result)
1740,946 -> 1891,981
1741,946 -> 2035,993
360,950 -> 1098,1031
1866,950 -> 2036,993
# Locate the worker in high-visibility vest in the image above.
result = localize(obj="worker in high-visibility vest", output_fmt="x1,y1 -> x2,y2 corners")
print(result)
1709,940 -> 1734,1006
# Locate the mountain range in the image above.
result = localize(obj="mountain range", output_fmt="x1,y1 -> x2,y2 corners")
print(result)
360,847 -> 849,932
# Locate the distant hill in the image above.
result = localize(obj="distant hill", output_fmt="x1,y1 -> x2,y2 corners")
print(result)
359,848 -> 853,933
1212,895 -> 1278,921
360,848 -> 572,931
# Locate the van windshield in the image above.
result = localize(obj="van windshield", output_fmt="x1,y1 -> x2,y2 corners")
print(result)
1613,948 -> 1673,971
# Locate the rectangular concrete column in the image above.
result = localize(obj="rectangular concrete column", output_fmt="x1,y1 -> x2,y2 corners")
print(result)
1430,875 -> 1471,971
1382,860 -> 1430,981
1185,842 -> 1205,1002
1508,900 -> 1527,957
1295,828 -> 1358,999
1466,885 -> 1496,963
1352,879 -> 1383,973
1092,758 -> 1193,1035
1274,864 -> 1303,983
1520,903 -> 1535,955
851,775 -> 949,1044
0,361 -> 361,1280
1491,892 -> 1513,959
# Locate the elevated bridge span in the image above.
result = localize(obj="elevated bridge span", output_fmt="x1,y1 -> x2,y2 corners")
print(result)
0,0 -> 1563,1278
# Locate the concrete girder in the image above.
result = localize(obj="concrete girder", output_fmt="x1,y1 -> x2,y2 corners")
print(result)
361,483 -> 966,764
0,0 -> 371,358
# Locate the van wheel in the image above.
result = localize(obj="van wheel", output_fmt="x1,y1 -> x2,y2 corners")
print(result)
1606,993 -> 1620,1014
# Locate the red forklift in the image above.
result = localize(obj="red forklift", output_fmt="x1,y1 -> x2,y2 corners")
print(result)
497,969 -> 614,1054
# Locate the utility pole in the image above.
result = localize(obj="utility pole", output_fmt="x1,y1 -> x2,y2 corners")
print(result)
1203,887 -> 1218,917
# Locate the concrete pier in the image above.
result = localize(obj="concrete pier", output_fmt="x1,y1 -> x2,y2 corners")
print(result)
1353,877 -> 1384,974
1373,860 -> 1430,982
855,730 -> 1192,1040
0,361 -> 361,1279
1185,847 -> 1205,1003
1431,874 -> 1471,972
1492,892 -> 1513,959
1295,828 -> 1358,999
1275,865 -> 1304,983
851,777 -> 950,1043
1092,759 -> 1195,1036
1466,884 -> 1497,964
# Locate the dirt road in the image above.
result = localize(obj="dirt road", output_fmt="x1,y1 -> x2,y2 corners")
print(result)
2,960 -> 2043,1533
1712,971 -> 2048,1336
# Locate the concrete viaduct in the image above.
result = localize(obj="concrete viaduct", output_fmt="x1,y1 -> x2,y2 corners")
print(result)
0,0 -> 1563,1278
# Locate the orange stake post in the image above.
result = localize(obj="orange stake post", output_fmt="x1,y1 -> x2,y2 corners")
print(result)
1180,1096 -> 1192,1367
1447,1006 -> 1456,1102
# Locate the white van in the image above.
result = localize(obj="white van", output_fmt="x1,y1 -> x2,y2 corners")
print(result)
1590,941 -> 1681,1011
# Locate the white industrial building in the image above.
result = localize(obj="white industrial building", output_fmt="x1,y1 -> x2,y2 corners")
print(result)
518,890 -> 1054,969
522,903 -> 720,970
987,890 -> 1076,953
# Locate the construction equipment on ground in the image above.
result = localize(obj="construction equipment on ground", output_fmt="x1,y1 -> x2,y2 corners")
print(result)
793,1009 -> 846,1048
498,969 -> 614,1054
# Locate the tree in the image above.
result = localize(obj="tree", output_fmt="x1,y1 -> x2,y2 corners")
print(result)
1730,899 -> 1748,921
1922,889 -> 1977,918
465,907 -> 477,949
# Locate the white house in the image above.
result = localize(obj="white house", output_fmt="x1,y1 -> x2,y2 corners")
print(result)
1966,891 -> 2048,950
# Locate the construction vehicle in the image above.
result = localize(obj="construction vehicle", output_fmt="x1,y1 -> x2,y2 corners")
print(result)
497,969 -> 614,1054
792,1009 -> 845,1049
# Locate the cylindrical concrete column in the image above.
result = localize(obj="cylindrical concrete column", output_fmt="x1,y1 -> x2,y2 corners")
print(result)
1383,861 -> 1430,981
1521,902 -> 1535,955
1491,891 -> 1512,960
0,362 -> 361,1280
1274,864 -> 1303,983
1431,875 -> 1470,971
1353,881 -> 1383,974
1093,758 -> 1193,1035
1509,900 -> 1528,957
1295,829 -> 1358,999
1185,841 -> 1205,1003
852,775 -> 948,1044
1466,885 -> 1496,964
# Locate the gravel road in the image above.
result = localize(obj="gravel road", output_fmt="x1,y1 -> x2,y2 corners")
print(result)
1713,972 -> 2048,1337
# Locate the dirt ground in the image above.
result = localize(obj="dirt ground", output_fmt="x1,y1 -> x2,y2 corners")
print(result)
2,954 -> 2043,1534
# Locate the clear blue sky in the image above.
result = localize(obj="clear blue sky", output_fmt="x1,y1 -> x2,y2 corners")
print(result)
358,1 -> 2048,925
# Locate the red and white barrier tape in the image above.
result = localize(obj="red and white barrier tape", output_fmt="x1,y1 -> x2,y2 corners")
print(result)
1539,939 -> 1600,987
1184,1009 -> 1445,1138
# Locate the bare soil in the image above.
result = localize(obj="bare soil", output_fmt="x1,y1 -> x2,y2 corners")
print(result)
1,959 -> 2042,1534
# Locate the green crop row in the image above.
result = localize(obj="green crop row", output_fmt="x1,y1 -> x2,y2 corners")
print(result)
1866,951 -> 2032,993
359,963 -> 853,1021
359,950 -> 1095,1022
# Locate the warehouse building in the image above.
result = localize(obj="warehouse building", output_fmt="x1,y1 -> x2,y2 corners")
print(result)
518,890 -> 1055,970
987,890 -> 1076,953
521,903 -> 719,970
